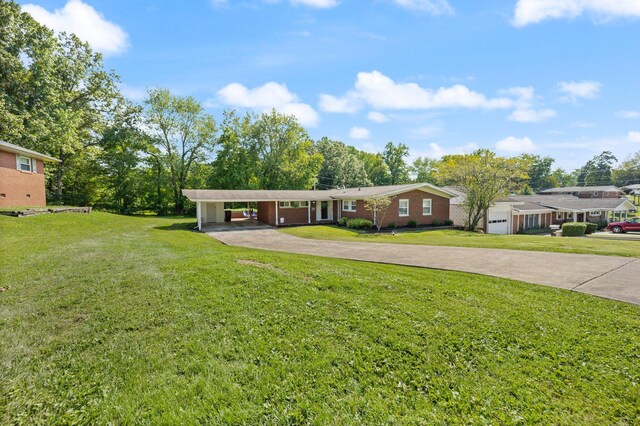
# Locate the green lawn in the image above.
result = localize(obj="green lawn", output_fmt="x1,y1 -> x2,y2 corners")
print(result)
280,225 -> 640,257
1,213 -> 639,424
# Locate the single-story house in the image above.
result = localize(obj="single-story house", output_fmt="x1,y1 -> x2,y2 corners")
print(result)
621,184 -> 640,195
182,183 -> 456,230
539,185 -> 622,199
0,141 -> 59,208
486,195 -> 637,234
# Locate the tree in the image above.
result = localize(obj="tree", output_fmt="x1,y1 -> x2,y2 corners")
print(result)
249,109 -> 323,190
518,154 -> 556,192
315,137 -> 370,189
382,141 -> 410,185
576,151 -> 618,186
364,196 -> 394,231
437,149 -> 527,231
612,151 -> 640,187
410,156 -> 439,184
357,151 -> 390,186
145,88 -> 217,213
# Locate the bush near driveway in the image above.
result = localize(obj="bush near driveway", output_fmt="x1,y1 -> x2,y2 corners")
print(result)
562,222 -> 587,237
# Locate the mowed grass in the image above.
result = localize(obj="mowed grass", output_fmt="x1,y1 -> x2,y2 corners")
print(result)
1,213 -> 639,424
281,225 -> 640,258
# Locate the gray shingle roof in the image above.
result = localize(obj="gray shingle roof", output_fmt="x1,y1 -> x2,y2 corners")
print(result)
539,185 -> 621,194
0,141 -> 60,162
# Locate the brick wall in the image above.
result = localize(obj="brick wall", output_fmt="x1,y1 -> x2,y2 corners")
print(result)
0,150 -> 47,207
257,201 -> 276,225
340,190 -> 450,227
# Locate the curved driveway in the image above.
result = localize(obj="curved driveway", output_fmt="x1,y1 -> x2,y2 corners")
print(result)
207,228 -> 640,305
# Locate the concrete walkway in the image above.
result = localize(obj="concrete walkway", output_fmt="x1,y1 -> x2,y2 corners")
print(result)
207,228 -> 640,305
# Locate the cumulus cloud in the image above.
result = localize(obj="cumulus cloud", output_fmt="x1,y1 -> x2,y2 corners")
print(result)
392,0 -> 454,15
628,131 -> 640,143
22,0 -> 128,56
291,0 -> 338,7
512,0 -> 640,27
496,136 -> 537,153
320,71 -> 513,113
557,80 -> 601,102
367,111 -> 390,123
509,108 -> 557,123
318,94 -> 360,113
217,82 -> 319,127
349,127 -> 371,140
617,110 -> 640,119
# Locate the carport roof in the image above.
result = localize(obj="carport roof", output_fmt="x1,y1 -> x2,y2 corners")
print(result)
182,189 -> 335,202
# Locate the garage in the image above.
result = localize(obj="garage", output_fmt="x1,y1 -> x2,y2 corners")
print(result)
487,209 -> 510,234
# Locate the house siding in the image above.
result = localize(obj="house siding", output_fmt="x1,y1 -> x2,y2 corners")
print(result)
0,150 -> 47,207
512,212 -> 553,233
340,189 -> 450,227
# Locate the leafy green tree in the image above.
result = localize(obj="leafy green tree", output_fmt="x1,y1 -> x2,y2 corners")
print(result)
576,151 -> 618,186
364,196 -> 393,231
357,151 -> 390,186
382,141 -> 410,185
411,156 -> 439,184
437,149 -> 527,231
315,137 -> 370,189
249,109 -> 323,190
145,88 -> 217,213
612,151 -> 640,187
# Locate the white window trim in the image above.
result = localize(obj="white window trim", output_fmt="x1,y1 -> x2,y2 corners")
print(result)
16,155 -> 34,173
278,201 -> 309,209
589,211 -> 601,216
342,200 -> 357,212
422,198 -> 432,216
399,199 -> 409,217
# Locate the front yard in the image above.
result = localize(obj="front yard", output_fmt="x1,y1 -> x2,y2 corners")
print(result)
280,226 -> 640,258
1,213 -> 639,424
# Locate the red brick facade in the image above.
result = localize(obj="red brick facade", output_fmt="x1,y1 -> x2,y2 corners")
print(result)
256,201 -> 339,226
340,189 -> 450,227
512,212 -> 553,234
0,150 -> 47,207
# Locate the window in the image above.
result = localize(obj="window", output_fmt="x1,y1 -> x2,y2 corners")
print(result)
422,199 -> 432,215
593,191 -> 599,196
279,201 -> 309,208
17,155 -> 33,172
279,201 -> 290,208
589,211 -> 601,216
524,214 -> 539,229
343,200 -> 357,211
398,199 -> 409,217
556,211 -> 563,220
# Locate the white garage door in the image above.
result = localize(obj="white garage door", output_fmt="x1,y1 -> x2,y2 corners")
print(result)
487,210 -> 510,234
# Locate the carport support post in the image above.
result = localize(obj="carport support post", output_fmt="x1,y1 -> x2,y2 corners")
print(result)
573,212 -> 577,222
308,203 -> 311,224
275,201 -> 278,227
196,201 -> 202,230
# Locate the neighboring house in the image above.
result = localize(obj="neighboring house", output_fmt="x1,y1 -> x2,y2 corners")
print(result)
485,194 -> 636,234
0,141 -> 59,208
443,186 -> 483,229
182,183 -> 455,230
539,185 -> 622,199
621,184 -> 640,195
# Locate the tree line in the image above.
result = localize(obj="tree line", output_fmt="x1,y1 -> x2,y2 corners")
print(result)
2,1 -> 639,215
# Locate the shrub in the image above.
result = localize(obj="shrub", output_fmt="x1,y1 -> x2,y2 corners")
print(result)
444,219 -> 454,226
520,227 -> 551,235
585,223 -> 598,234
596,220 -> 608,231
387,221 -> 396,229
407,219 -> 417,228
562,222 -> 587,237
346,218 -> 373,229
338,217 -> 349,226
431,220 -> 441,227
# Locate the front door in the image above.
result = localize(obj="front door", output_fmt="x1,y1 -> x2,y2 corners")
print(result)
316,200 -> 333,221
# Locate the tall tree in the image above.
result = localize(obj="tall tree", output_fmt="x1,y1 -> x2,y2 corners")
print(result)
145,88 -> 217,213
315,137 -> 370,189
357,151 -> 390,186
612,151 -> 640,187
437,149 -> 527,231
249,109 -> 323,190
382,141 -> 410,185
576,151 -> 618,186
410,156 -> 439,184
518,154 -> 556,192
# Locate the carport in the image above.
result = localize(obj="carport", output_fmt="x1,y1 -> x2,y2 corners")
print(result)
182,189 -> 338,230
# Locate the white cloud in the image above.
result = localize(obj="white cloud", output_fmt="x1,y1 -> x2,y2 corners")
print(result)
392,0 -> 454,14
557,80 -> 601,102
509,108 -> 557,122
367,111 -> 390,123
120,84 -> 147,102
217,82 -> 319,127
322,71 -> 513,113
291,0 -> 338,7
512,0 -> 640,27
349,126 -> 370,140
22,0 -> 128,56
318,94 -> 360,113
496,136 -> 537,153
415,142 -> 478,159
617,110 -> 640,119
628,131 -> 640,143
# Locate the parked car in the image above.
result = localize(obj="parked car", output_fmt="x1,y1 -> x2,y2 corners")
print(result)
607,217 -> 640,233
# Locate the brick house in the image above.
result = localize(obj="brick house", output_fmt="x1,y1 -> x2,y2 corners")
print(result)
0,141 -> 59,208
182,183 -> 455,230
539,185 -> 622,199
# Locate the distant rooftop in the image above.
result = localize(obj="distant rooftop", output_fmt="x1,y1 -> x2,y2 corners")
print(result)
539,185 -> 620,194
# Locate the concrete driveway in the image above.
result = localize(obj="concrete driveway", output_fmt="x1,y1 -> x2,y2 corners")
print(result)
207,228 -> 640,305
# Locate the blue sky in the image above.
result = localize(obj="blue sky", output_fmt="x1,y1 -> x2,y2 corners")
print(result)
19,0 -> 640,171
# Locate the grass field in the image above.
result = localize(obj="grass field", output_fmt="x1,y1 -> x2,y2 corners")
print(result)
1,213 -> 639,424
280,226 -> 640,258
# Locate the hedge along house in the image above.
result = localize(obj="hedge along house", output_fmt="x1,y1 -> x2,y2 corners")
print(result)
0,141 -> 60,208
182,183 -> 455,230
